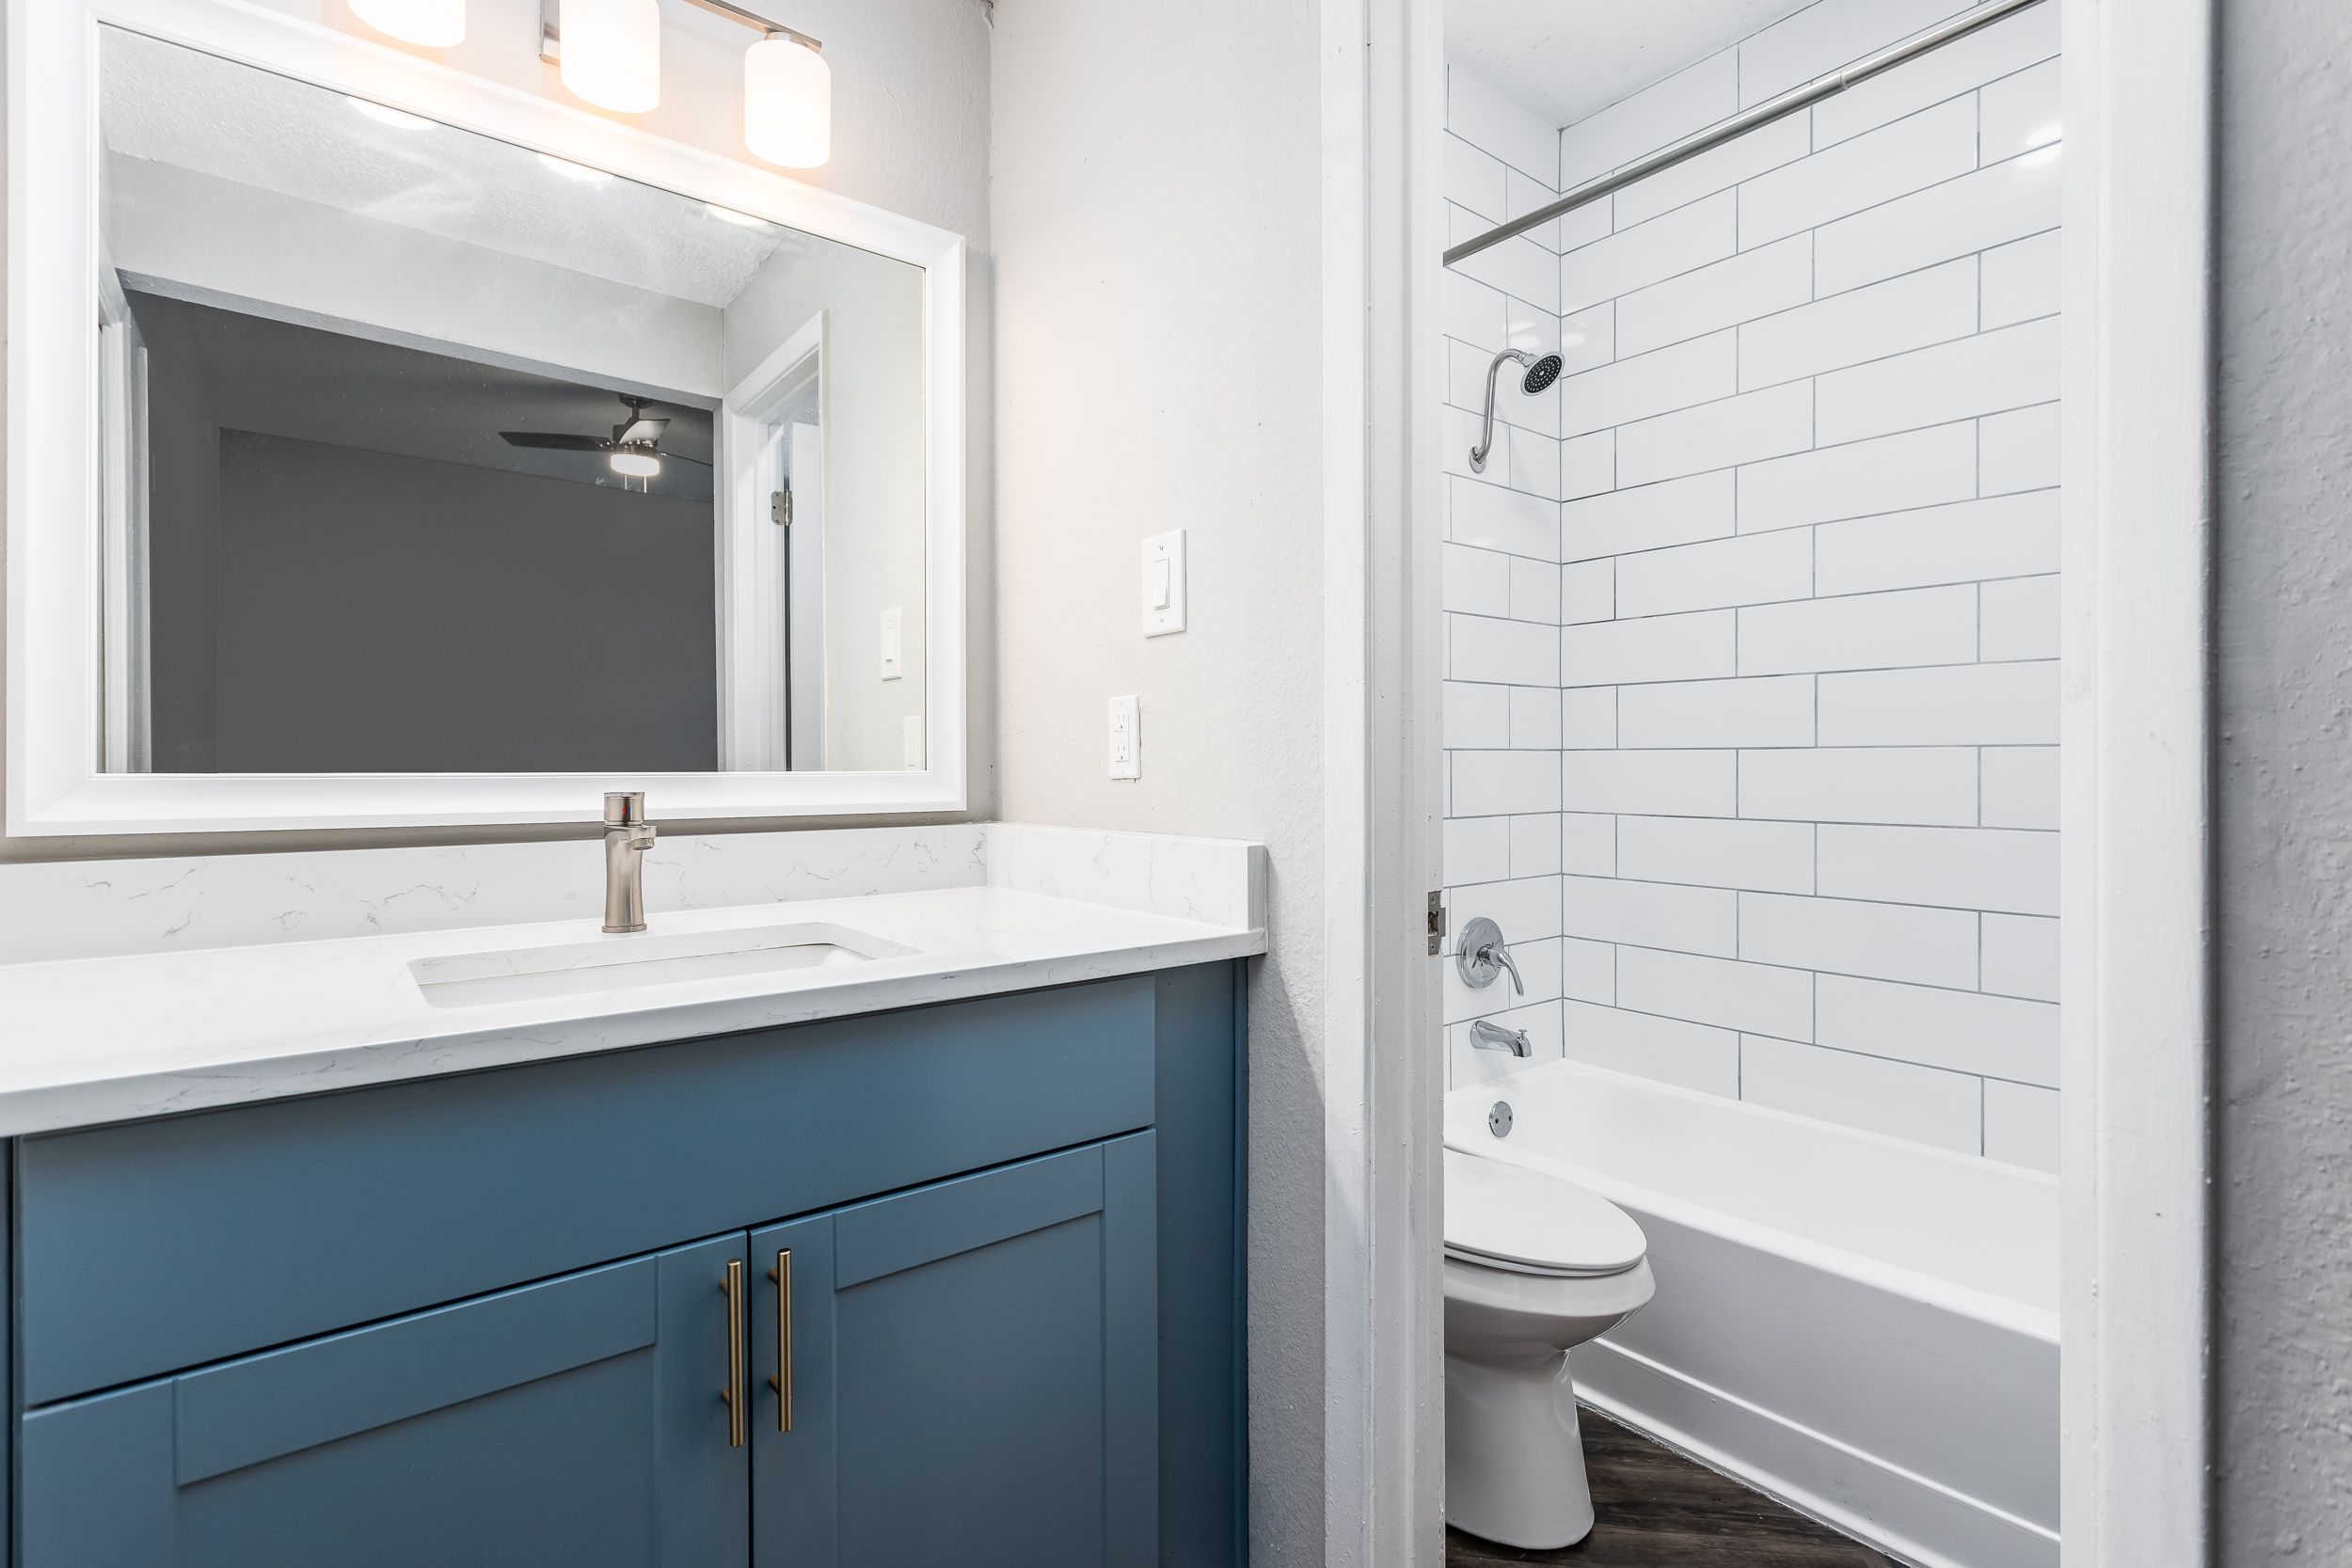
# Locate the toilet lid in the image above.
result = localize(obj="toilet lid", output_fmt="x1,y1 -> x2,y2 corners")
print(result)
1442,1147 -> 1647,1278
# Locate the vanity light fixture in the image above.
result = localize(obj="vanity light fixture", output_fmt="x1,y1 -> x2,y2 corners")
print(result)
742,27 -> 830,168
556,0 -> 661,114
346,96 -> 437,132
350,0 -> 465,47
540,0 -> 830,168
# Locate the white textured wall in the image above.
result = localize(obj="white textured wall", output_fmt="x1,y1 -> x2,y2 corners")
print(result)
1441,0 -> 2063,1168
107,155 -> 725,398
2213,0 -> 2352,1556
987,0 -> 1327,1560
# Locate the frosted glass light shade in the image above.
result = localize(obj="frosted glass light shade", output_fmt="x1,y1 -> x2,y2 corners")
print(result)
560,0 -> 660,114
744,36 -> 830,168
350,0 -> 464,46
609,449 -> 661,479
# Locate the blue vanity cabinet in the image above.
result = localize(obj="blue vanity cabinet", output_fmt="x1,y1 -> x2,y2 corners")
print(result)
19,1234 -> 752,1568
753,1136 -> 1159,1568
6,964 -> 1244,1567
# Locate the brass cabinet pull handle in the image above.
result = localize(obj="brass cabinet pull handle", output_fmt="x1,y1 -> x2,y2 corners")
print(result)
768,1250 -> 794,1433
721,1259 -> 747,1448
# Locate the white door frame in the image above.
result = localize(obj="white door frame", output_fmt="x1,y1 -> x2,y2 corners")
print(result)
716,310 -> 826,771
2058,1 -> 2215,1564
1322,0 -> 1446,1562
95,256 -> 151,773
1327,2 -> 2221,1564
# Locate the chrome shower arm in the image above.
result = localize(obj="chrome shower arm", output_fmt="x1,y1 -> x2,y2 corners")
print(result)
1468,350 -> 1530,475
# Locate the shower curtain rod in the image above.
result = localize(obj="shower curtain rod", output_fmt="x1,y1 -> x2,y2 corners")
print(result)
1444,0 -> 2053,267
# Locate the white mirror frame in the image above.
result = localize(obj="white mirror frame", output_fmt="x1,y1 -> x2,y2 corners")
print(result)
5,0 -> 967,836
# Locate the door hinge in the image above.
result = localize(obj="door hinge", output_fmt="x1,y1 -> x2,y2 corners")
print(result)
1426,891 -> 1447,957
771,488 -> 792,527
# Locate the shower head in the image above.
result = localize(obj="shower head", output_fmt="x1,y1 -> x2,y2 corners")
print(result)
1469,350 -> 1565,473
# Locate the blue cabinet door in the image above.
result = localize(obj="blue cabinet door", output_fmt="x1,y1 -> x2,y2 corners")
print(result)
20,1233 -> 752,1568
750,1135 -> 1159,1568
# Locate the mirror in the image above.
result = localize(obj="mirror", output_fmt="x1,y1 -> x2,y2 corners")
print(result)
93,25 -> 928,778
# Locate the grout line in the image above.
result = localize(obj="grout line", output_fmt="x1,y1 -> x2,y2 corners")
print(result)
1558,319 -> 2058,449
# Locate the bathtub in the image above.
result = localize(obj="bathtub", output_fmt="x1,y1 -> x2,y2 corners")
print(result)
1443,1060 -> 2058,1568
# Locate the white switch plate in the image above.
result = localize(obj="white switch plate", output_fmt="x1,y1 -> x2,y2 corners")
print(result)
901,715 -> 924,769
1107,695 -> 1140,779
1141,530 -> 1186,637
880,607 -> 903,680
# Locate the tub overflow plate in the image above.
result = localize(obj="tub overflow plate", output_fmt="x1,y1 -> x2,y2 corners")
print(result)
1487,1101 -> 1513,1138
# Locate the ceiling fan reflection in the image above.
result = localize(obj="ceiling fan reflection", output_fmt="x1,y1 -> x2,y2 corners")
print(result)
498,394 -> 711,483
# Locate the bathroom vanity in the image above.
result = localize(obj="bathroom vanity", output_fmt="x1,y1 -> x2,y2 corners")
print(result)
0,832 -> 1259,1568
0,2 -> 1255,1559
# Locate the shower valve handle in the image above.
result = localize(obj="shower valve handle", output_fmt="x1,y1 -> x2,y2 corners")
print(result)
1454,916 -> 1523,995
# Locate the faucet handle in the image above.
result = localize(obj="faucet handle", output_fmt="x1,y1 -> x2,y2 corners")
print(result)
603,791 -> 647,829
1454,916 -> 1524,995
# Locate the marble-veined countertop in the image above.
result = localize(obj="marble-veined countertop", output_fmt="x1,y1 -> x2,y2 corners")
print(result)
0,824 -> 1265,1135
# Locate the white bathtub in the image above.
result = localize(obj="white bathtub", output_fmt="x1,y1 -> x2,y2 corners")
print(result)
1444,1060 -> 2058,1568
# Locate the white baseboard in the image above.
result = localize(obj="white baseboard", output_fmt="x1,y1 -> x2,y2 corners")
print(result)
1573,1338 -> 2060,1568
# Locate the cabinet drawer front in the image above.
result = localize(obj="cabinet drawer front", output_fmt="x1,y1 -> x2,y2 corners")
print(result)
21,1235 -> 748,1568
175,1256 -> 656,1484
21,977 -> 1157,1404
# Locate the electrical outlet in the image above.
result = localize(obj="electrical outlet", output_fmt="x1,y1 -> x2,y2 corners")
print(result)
880,607 -> 902,680
1107,695 -> 1140,780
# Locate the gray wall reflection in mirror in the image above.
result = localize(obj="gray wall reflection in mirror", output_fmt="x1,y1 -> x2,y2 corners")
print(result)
95,24 -> 929,777
137,293 -> 721,774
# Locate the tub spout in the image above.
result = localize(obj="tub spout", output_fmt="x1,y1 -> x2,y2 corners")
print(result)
1471,1020 -> 1532,1058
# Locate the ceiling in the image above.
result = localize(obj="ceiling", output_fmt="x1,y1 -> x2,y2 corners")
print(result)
99,24 -> 794,309
1446,0 -> 1820,129
135,289 -> 718,503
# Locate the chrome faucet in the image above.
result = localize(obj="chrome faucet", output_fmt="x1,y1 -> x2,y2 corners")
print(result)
1470,1020 -> 1533,1057
1454,916 -> 1525,996
602,792 -> 656,934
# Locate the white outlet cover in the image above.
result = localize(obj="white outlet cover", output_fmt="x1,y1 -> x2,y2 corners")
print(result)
1141,530 -> 1186,637
880,607 -> 903,680
1107,695 -> 1140,779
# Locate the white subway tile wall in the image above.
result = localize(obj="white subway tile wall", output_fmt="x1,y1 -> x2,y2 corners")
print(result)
1440,0 -> 2059,1171
1444,64 -> 1579,1085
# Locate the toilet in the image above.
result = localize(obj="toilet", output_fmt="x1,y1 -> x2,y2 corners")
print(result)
1442,1145 -> 1655,1550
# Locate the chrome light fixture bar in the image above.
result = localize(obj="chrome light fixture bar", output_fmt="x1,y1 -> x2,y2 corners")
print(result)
1444,0 -> 2054,267
535,0 -> 829,166
541,0 -> 820,59
676,0 -> 821,55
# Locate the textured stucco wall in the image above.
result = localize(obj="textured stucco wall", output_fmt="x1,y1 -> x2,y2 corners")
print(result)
987,2 -> 1328,1561
2214,0 -> 2352,1558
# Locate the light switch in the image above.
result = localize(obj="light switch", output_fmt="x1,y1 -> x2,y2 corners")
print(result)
1107,695 -> 1140,779
880,607 -> 902,680
902,715 -> 924,769
1141,530 -> 1186,637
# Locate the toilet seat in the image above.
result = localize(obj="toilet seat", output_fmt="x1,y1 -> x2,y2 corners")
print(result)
1443,1147 -> 1646,1278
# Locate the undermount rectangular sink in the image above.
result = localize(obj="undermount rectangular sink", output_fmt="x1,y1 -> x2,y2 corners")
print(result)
410,923 -> 917,1008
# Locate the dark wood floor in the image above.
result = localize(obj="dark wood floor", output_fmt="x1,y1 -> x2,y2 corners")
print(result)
1445,1409 -> 1902,1568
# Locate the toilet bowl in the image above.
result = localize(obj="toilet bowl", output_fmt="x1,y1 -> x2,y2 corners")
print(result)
1443,1145 -> 1655,1550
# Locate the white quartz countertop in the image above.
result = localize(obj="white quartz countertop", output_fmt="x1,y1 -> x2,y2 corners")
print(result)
0,869 -> 1264,1138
